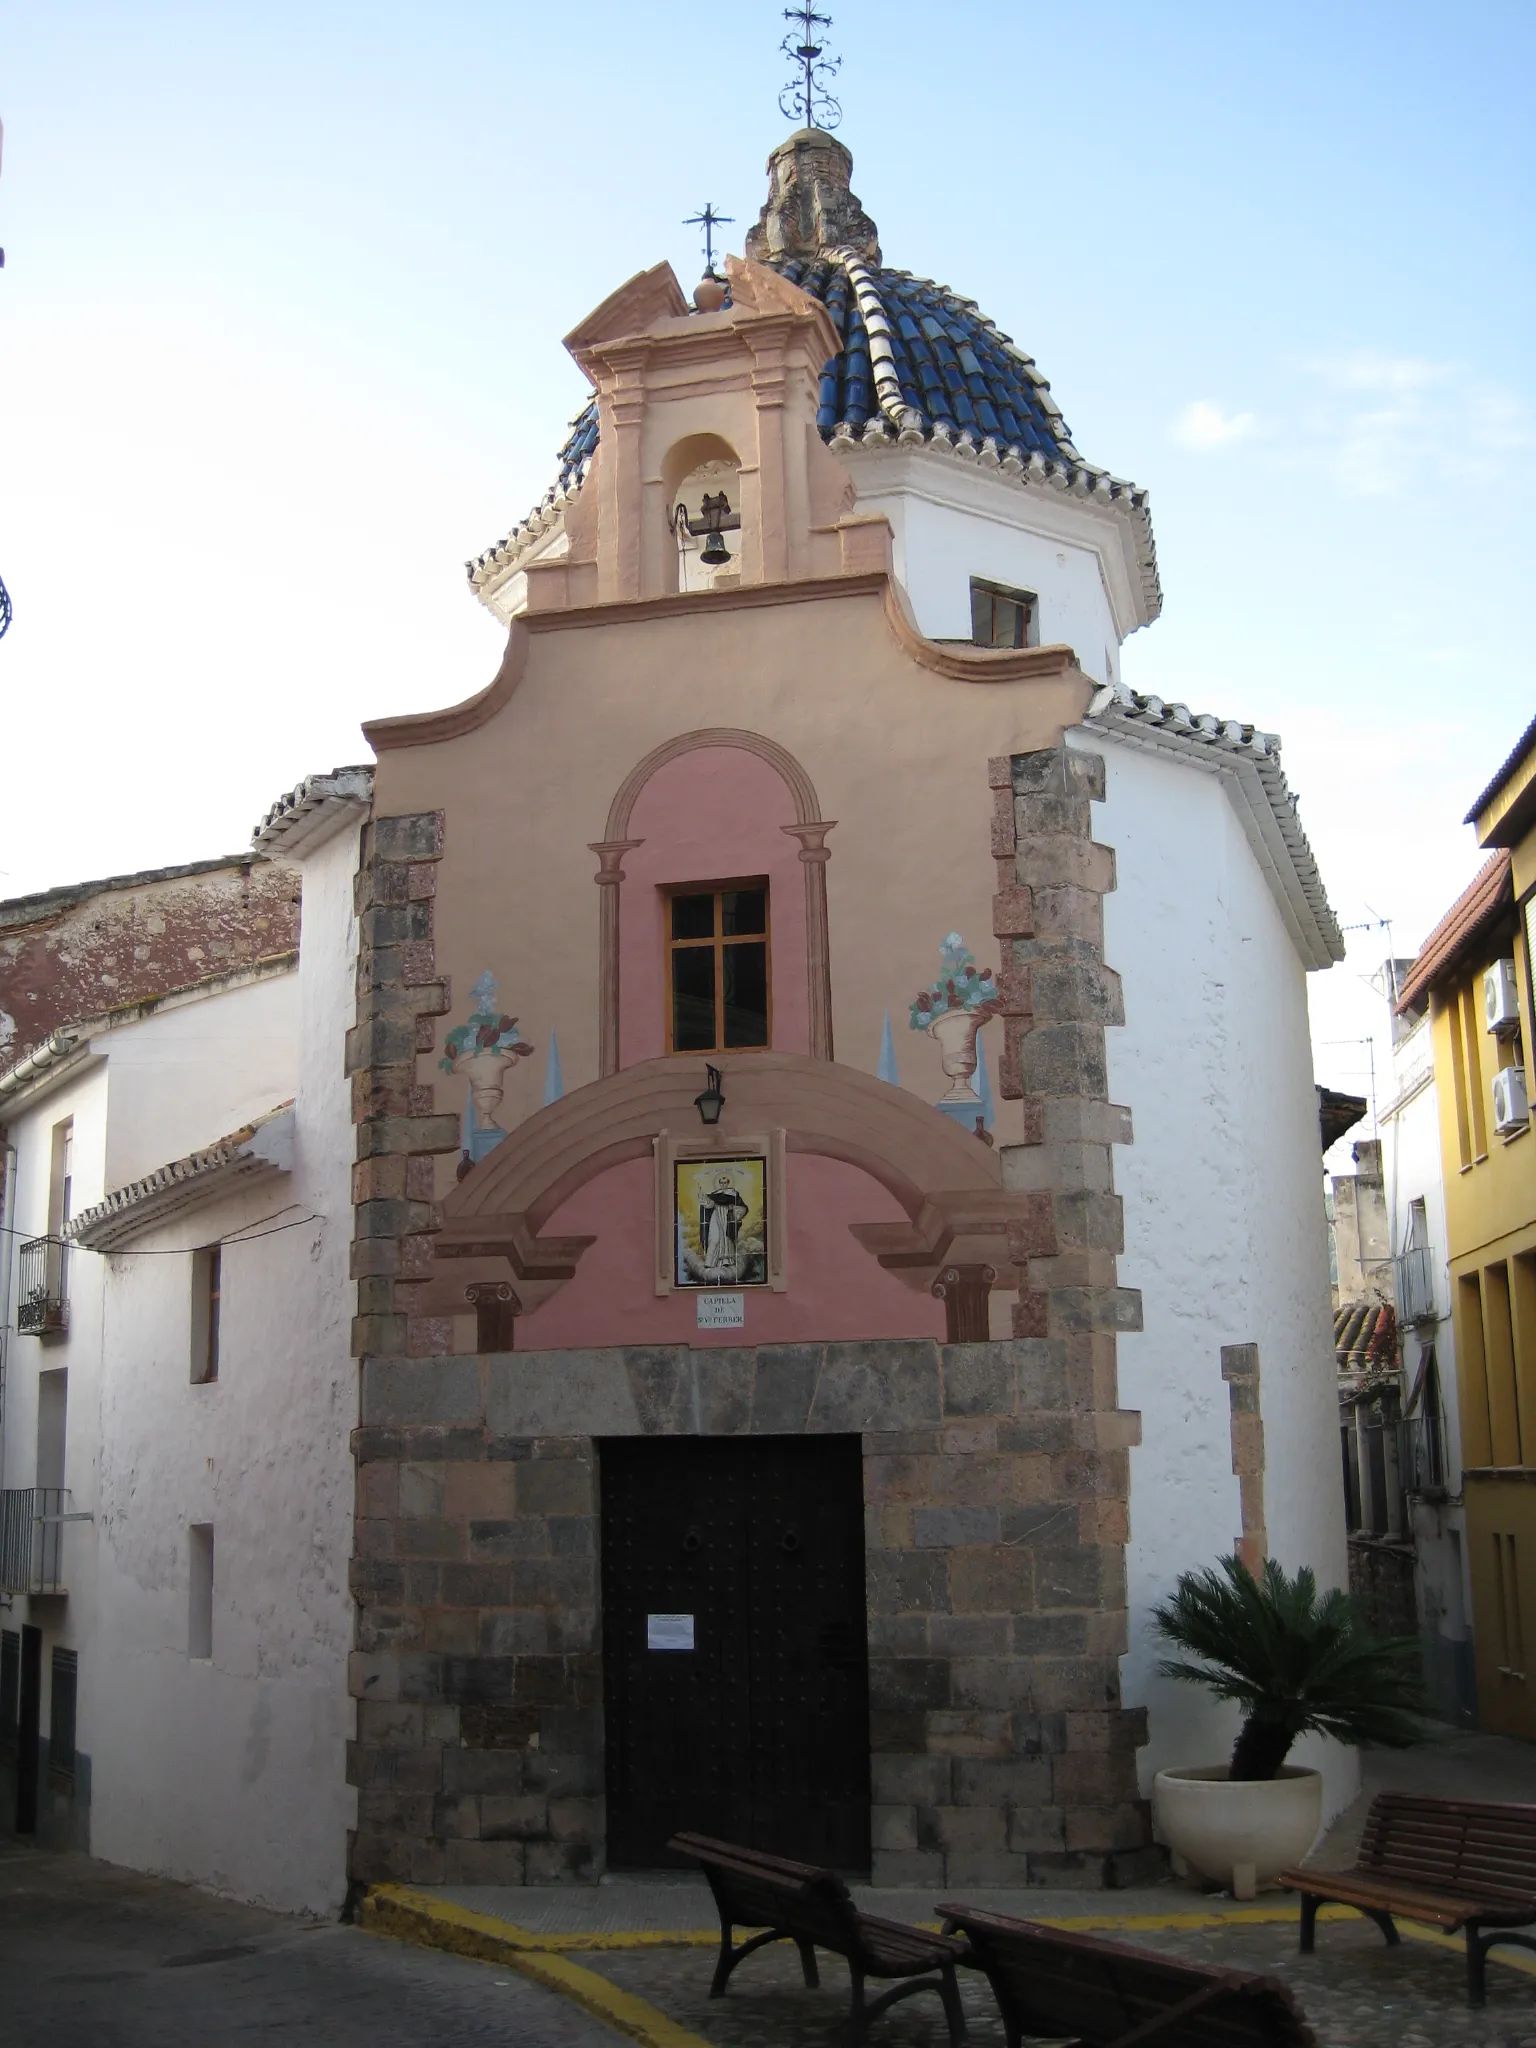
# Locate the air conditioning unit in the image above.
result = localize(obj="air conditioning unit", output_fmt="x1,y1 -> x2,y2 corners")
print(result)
1485,959 -> 1522,1035
1493,1064 -> 1530,1135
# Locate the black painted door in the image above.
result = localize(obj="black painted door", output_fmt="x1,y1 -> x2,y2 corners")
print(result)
15,1625 -> 41,1835
600,1434 -> 870,1872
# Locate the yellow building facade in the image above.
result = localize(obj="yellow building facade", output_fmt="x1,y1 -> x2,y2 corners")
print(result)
1402,716 -> 1536,1736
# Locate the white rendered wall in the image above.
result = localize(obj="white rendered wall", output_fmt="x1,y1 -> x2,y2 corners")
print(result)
1381,1022 -> 1462,1476
1379,1022 -> 1473,1715
0,1065 -> 109,1782
838,449 -> 1128,681
100,972 -> 299,1190
1076,731 -> 1358,1821
84,822 -> 361,1914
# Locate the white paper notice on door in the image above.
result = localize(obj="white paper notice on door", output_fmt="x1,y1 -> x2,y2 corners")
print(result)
697,1291 -> 745,1329
647,1613 -> 695,1651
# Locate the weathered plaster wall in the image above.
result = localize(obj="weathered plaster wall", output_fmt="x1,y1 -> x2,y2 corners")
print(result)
100,972 -> 299,1188
83,824 -> 359,1914
1085,734 -> 1356,1821
1380,1023 -> 1475,1722
0,1063 -> 109,1848
0,861 -> 300,1066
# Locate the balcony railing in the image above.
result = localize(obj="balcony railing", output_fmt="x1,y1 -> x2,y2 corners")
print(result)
1394,1245 -> 1437,1326
0,1488 -> 69,1594
16,1235 -> 69,1336
1400,1412 -> 1448,1499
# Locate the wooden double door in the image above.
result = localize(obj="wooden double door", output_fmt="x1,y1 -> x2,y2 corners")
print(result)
600,1434 -> 870,1872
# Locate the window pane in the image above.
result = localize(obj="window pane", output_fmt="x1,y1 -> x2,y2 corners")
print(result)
722,889 -> 766,936
723,941 -> 769,1048
671,893 -> 715,941
672,945 -> 717,1050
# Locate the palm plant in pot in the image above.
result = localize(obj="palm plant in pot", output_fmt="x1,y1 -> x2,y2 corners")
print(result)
1150,1555 -> 1422,1897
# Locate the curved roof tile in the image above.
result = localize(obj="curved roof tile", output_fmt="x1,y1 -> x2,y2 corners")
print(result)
468,250 -> 1159,614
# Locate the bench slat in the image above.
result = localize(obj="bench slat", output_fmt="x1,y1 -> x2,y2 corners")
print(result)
939,1904 -> 1315,2047
668,1832 -> 965,1980
1287,1789 -> 1536,1933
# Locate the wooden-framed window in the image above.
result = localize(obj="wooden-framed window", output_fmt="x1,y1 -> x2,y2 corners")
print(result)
665,882 -> 770,1054
970,578 -> 1038,649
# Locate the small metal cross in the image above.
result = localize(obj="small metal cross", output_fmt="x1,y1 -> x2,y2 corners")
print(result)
684,203 -> 734,277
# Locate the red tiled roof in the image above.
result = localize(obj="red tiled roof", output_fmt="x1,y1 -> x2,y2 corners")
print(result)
1465,713 -> 1536,826
1335,1300 -> 1398,1373
1394,850 -> 1513,1013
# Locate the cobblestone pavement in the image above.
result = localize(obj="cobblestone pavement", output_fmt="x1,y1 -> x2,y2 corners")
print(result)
579,1913 -> 1536,2047
0,1843 -> 622,2047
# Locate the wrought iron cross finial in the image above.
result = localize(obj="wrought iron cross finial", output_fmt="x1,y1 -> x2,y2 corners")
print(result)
779,3 -> 841,131
683,202 -> 733,277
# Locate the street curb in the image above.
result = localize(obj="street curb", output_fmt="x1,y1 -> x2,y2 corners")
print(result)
361,1881 -> 1536,2040
359,1885 -> 714,2047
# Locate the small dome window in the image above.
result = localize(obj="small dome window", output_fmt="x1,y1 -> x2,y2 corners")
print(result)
970,578 -> 1039,649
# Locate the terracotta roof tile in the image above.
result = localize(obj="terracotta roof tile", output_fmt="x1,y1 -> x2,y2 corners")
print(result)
1394,850 -> 1512,1013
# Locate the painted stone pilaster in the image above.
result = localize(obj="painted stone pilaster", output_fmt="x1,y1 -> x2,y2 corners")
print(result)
781,819 -> 836,1059
588,838 -> 644,1078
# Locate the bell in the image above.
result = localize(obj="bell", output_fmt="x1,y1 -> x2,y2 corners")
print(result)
699,528 -> 731,568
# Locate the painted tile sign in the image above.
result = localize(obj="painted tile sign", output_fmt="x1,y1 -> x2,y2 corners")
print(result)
673,1156 -> 768,1287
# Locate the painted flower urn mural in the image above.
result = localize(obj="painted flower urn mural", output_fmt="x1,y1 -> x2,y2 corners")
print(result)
909,933 -> 1000,1120
439,972 -> 535,1131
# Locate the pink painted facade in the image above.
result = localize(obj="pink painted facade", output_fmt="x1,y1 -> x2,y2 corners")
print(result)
534,1153 -> 945,1349
618,745 -> 812,1066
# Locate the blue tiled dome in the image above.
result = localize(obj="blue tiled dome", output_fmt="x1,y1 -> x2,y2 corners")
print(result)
546,252 -> 1073,497
471,131 -> 1159,622
778,257 -> 1072,456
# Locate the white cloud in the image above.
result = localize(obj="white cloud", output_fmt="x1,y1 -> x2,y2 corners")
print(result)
1296,351 -> 1534,496
1169,399 -> 1262,449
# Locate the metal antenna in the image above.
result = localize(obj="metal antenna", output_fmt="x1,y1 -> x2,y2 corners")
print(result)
683,203 -> 734,278
779,3 -> 841,131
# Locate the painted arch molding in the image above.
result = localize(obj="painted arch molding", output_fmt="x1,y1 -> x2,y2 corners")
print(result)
590,727 -> 836,1073
433,1050 -> 1027,1307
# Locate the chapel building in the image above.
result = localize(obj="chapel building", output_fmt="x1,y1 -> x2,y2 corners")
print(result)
342,128 -> 1351,1892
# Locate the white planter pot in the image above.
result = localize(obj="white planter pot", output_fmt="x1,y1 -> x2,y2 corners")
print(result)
1152,1765 -> 1324,1899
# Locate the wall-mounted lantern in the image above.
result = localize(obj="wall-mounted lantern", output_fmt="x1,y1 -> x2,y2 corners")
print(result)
694,1064 -> 726,1126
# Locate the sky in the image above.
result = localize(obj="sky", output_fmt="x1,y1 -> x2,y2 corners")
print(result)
1,1 -> 1532,1137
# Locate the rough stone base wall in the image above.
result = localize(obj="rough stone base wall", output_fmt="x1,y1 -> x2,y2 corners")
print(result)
347,1339 -> 1159,1889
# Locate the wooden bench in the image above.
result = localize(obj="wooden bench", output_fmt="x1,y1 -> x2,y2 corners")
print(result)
936,1905 -> 1316,2048
1280,1790 -> 1536,2005
667,1832 -> 970,2043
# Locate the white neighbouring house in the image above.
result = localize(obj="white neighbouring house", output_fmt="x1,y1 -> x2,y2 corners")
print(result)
1372,962 -> 1474,1723
0,772 -> 368,1914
